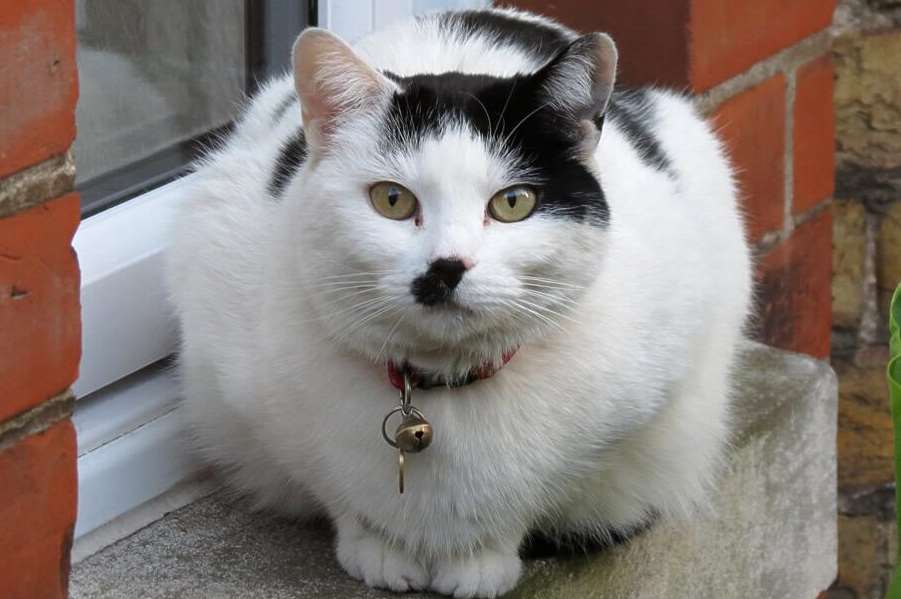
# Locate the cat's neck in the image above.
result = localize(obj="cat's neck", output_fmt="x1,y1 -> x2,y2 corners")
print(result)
387,344 -> 514,385
387,348 -> 516,390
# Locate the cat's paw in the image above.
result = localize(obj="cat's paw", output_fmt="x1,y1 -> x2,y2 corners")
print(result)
336,525 -> 429,592
430,549 -> 522,598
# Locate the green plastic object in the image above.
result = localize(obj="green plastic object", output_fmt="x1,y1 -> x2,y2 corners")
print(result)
887,284 -> 901,599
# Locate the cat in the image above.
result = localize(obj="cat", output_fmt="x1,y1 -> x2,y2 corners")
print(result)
165,8 -> 752,598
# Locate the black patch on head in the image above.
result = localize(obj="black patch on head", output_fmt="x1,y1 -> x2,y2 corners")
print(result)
435,10 -> 574,63
380,70 -> 609,225
268,127 -> 308,198
607,89 -> 673,174
272,89 -> 298,125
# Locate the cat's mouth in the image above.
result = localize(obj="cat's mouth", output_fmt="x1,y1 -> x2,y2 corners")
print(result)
419,299 -> 474,315
402,299 -> 491,348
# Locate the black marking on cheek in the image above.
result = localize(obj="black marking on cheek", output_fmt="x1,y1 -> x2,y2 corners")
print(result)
607,89 -> 673,174
268,127 -> 308,198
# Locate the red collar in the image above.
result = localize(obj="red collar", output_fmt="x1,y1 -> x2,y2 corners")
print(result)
387,349 -> 517,391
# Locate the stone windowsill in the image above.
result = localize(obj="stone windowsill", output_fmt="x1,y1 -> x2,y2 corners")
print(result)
70,343 -> 838,599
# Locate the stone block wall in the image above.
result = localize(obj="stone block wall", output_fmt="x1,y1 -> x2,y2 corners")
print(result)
0,1 -> 80,598
831,0 -> 901,597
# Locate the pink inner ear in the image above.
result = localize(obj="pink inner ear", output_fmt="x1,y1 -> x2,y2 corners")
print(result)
301,95 -> 338,138
293,28 -> 397,142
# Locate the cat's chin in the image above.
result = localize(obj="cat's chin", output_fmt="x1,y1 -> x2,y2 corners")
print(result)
329,322 -> 510,378
386,345 -> 513,382
323,298 -> 542,375
408,316 -> 516,354
370,327 -> 521,380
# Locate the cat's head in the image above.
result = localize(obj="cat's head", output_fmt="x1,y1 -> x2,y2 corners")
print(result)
288,26 -> 617,376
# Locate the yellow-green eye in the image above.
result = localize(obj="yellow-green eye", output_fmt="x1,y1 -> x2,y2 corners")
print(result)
369,182 -> 418,220
488,186 -> 538,223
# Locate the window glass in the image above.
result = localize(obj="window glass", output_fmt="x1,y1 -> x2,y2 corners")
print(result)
74,0 -> 307,215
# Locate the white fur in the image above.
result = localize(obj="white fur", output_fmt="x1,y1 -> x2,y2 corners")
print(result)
166,9 -> 751,598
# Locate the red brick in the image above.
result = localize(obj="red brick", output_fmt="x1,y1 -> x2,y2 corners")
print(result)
793,55 -> 835,214
502,0 -> 692,89
501,1 -> 834,91
0,0 -> 78,178
754,212 -> 832,358
713,75 -> 787,242
689,0 -> 837,90
0,420 -> 77,599
0,194 -> 80,422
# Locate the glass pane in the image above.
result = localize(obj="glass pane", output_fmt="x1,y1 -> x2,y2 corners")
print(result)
74,0 -> 247,206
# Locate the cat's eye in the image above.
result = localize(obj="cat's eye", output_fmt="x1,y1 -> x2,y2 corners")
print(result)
488,186 -> 538,223
369,182 -> 418,220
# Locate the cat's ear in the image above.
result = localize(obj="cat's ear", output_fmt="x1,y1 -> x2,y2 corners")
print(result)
535,33 -> 618,130
292,28 -> 398,148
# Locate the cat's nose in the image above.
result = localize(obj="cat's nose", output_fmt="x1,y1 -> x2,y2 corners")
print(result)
428,258 -> 467,290
411,258 -> 468,306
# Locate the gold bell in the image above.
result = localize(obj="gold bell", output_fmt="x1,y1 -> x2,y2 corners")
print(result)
394,414 -> 433,453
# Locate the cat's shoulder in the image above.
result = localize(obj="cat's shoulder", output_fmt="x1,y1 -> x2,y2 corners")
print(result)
604,86 -> 721,177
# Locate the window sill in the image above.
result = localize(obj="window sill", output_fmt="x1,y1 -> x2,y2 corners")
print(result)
68,344 -> 838,597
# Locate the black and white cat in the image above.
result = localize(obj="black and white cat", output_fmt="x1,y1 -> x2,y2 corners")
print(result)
166,8 -> 752,598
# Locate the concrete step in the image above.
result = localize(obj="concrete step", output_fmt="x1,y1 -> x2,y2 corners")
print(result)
70,343 -> 838,599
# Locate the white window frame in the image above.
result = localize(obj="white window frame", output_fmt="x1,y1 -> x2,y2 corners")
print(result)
71,0 -> 487,561
72,176 -> 203,560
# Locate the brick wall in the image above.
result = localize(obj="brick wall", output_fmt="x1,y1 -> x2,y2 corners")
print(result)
0,1 -> 80,598
830,0 -> 901,597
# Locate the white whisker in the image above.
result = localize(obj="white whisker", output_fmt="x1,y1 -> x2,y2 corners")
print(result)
517,297 -> 578,325
521,288 -> 577,307
519,275 -> 584,289
499,101 -> 552,151
463,91 -> 492,135
494,79 -> 517,138
313,270 -> 396,282
503,298 -> 564,332
300,295 -> 392,324
337,302 -> 400,342
375,309 -> 408,364
307,283 -> 380,294
520,285 -> 580,299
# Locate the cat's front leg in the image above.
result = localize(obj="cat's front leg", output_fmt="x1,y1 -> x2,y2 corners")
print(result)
334,513 -> 430,592
430,539 -> 523,599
